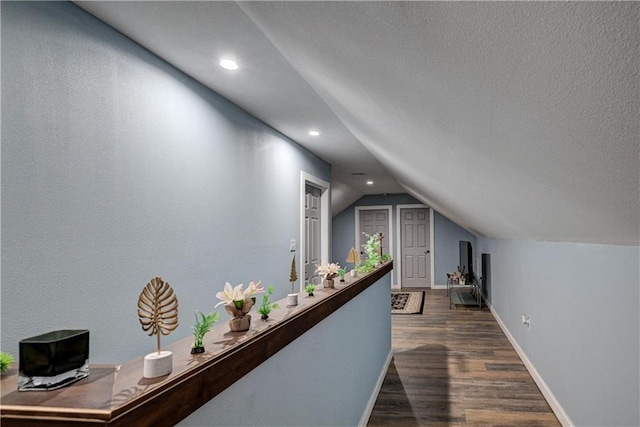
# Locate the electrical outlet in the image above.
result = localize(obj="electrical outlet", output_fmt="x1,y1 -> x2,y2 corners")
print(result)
290,239 -> 296,252
521,314 -> 531,330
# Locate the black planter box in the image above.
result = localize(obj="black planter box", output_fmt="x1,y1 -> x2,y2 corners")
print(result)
18,329 -> 89,391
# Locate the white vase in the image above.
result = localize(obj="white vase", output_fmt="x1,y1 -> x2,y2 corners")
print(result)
350,270 -> 358,278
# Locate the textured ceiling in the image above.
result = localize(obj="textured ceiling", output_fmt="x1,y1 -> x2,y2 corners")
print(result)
76,1 -> 639,245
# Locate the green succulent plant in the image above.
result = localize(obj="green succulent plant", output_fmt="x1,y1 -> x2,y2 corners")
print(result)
192,310 -> 220,348
257,285 -> 280,318
0,352 -> 15,373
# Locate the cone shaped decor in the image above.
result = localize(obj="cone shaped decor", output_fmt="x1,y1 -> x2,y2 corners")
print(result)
138,277 -> 178,378
288,254 -> 298,306
346,247 -> 360,264
289,254 -> 298,283
346,247 -> 361,277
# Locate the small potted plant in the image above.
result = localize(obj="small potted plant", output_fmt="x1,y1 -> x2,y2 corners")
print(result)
305,284 -> 317,297
257,285 -> 280,320
447,266 -> 467,285
315,263 -> 341,289
191,310 -> 220,354
0,352 -> 14,374
338,268 -> 347,282
215,281 -> 264,332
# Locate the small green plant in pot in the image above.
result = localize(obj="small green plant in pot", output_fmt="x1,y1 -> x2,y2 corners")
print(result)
0,352 -> 14,374
257,285 -> 280,320
191,310 -> 220,354
305,284 -> 317,296
337,268 -> 347,282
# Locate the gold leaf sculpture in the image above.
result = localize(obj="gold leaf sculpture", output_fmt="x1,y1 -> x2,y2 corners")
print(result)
289,254 -> 298,283
137,277 -> 179,354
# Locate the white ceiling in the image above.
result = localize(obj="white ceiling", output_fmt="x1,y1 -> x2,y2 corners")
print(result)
75,1 -> 639,245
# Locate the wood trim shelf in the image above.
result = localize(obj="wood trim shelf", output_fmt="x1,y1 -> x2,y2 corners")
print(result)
1,262 -> 393,427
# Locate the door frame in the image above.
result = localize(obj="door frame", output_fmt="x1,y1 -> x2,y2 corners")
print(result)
300,172 -> 330,292
396,204 -> 435,288
354,205 -> 394,286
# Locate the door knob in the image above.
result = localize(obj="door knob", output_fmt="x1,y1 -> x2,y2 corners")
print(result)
424,250 -> 430,254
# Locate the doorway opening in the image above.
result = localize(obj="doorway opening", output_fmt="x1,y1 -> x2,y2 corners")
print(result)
396,205 -> 434,288
300,172 -> 330,290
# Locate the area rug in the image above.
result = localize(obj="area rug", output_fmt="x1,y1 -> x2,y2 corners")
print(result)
391,291 -> 425,314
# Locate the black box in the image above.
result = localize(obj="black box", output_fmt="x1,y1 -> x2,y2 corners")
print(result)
18,329 -> 89,390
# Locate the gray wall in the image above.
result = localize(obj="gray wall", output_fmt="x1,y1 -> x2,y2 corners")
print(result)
180,272 -> 392,426
477,238 -> 639,426
1,1 -> 330,365
332,194 -> 477,287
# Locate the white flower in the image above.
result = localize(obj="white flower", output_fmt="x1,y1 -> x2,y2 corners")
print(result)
215,282 -> 244,308
315,263 -> 341,279
215,280 -> 265,317
243,280 -> 265,298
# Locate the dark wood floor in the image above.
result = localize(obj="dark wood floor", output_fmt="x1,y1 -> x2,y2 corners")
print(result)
367,288 -> 560,426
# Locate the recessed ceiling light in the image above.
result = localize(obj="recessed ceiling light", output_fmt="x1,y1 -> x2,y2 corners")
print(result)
219,59 -> 238,71
308,130 -> 320,136
366,181 -> 374,185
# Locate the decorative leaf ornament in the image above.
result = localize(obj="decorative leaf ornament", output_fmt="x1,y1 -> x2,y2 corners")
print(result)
138,277 -> 179,353
289,255 -> 298,283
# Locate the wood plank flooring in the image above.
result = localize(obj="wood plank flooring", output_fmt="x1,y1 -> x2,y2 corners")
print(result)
367,288 -> 560,426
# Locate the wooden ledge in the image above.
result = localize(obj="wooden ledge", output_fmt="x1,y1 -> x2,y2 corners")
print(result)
1,262 -> 393,426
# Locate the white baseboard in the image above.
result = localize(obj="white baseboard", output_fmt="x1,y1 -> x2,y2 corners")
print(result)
487,303 -> 574,427
359,349 -> 394,427
431,284 -> 447,290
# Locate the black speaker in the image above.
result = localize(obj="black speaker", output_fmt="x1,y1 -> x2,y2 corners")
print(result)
18,329 -> 90,390
459,241 -> 473,278
481,253 -> 491,301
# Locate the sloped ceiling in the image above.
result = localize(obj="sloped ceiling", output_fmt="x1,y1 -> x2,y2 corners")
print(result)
76,1 -> 639,245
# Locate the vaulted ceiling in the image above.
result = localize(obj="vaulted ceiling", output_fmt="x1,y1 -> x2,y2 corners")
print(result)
75,1 -> 639,245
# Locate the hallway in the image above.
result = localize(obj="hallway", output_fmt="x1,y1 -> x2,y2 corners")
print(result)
368,289 -> 560,426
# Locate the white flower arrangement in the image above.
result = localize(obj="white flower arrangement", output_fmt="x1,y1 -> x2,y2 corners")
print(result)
447,267 -> 468,284
215,281 -> 264,318
315,263 -> 341,280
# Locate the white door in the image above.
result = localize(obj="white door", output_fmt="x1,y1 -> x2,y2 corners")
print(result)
401,208 -> 431,288
359,209 -> 389,260
304,184 -> 322,286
